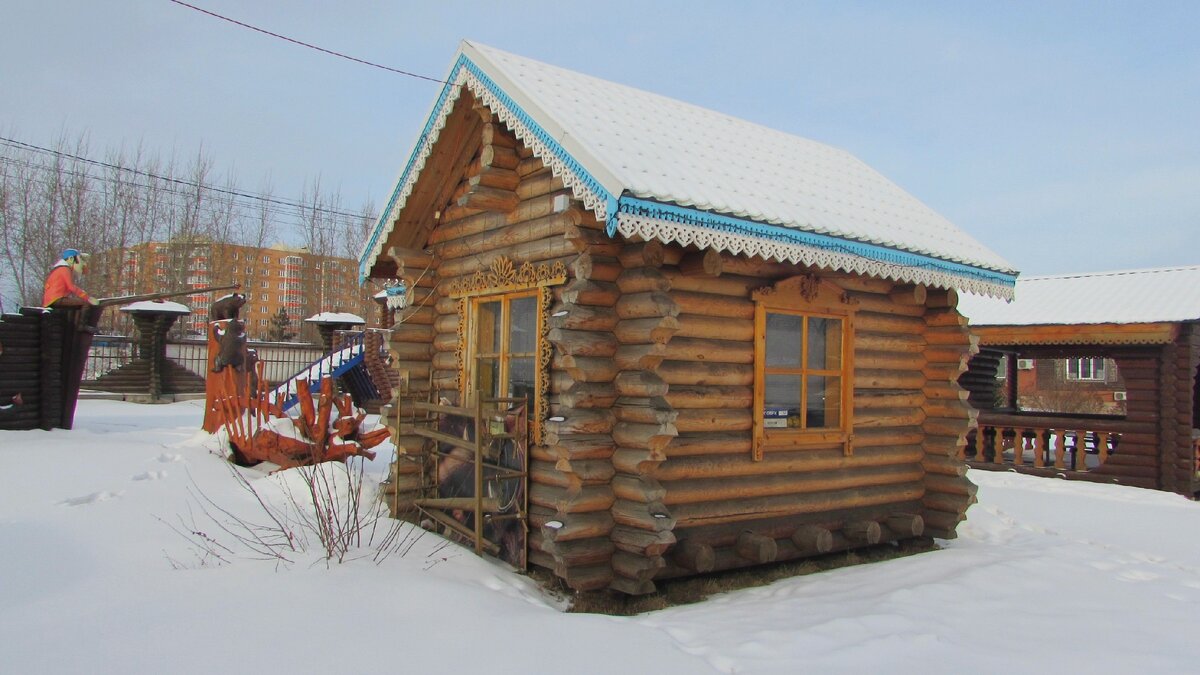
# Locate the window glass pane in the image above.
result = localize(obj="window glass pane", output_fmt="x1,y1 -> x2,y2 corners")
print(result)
807,375 -> 840,429
476,300 -> 502,354
509,296 -> 537,354
764,374 -> 802,429
807,317 -> 842,371
476,356 -> 501,398
766,313 -> 802,367
509,357 -> 535,403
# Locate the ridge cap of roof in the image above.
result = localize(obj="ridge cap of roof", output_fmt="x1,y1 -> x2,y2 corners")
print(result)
1020,264 -> 1200,282
361,40 -> 1018,298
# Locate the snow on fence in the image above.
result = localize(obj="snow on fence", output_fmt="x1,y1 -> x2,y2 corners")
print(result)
83,336 -> 323,387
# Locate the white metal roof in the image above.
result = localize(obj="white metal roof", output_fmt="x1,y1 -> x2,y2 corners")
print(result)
361,41 -> 1017,297
959,265 -> 1200,326
304,312 -> 365,324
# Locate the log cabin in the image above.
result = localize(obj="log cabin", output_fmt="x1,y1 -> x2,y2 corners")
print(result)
361,41 -> 1019,594
958,266 -> 1200,497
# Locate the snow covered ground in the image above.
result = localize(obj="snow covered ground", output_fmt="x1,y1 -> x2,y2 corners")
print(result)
2,399 -> 1199,673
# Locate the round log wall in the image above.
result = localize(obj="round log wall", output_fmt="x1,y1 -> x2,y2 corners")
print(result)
381,101 -> 976,594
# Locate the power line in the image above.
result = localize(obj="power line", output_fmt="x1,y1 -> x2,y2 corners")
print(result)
0,155 -> 309,235
167,0 -> 450,85
0,152 -> 338,225
0,136 -> 370,221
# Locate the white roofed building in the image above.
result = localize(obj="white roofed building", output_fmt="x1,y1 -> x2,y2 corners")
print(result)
362,42 -> 1017,594
361,41 -> 1016,297
958,266 -> 1200,497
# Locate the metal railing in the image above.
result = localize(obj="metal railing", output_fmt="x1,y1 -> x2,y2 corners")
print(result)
81,336 -> 324,389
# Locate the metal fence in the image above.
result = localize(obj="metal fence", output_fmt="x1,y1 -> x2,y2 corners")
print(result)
83,335 -> 325,389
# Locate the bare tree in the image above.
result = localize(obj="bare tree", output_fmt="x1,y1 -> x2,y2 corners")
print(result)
0,131 -> 376,337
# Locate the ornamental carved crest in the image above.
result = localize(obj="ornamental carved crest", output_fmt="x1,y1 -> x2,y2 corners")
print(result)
752,274 -> 856,309
448,256 -> 567,298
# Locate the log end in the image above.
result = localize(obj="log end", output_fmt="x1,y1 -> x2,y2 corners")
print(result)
885,513 -> 925,538
844,520 -> 882,545
673,539 -> 717,573
735,530 -> 778,563
791,525 -> 834,554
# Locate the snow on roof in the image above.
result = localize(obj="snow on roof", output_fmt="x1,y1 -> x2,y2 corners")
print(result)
304,312 -> 365,324
361,40 -> 1017,298
959,265 -> 1200,326
119,300 -> 191,314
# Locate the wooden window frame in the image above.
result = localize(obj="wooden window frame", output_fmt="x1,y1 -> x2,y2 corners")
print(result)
463,288 -> 540,410
448,257 -> 566,446
752,275 -> 856,461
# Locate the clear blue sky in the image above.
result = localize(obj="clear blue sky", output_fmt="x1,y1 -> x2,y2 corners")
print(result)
2,0 -> 1197,278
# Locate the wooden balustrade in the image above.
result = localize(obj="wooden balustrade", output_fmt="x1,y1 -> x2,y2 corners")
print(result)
961,422 -> 1121,472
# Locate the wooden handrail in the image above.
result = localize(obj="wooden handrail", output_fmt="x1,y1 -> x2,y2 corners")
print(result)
962,422 -> 1120,472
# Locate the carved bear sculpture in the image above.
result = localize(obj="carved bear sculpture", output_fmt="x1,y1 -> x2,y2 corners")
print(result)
210,293 -> 247,321
212,319 -> 247,373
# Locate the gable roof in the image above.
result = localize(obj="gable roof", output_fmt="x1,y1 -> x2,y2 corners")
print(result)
959,265 -> 1200,326
361,41 -> 1018,298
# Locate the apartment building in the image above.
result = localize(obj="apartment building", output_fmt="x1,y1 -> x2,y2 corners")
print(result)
95,240 -> 374,342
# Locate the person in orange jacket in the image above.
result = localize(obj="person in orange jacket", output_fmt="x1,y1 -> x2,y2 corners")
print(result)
42,248 -> 96,308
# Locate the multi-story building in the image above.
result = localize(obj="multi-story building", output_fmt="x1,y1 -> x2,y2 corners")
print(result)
94,240 -> 375,342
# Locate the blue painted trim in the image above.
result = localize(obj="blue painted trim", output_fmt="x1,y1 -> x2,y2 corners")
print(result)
359,56 -> 467,281
458,59 -> 617,218
279,349 -> 365,412
360,53 -> 618,281
617,197 -> 1017,289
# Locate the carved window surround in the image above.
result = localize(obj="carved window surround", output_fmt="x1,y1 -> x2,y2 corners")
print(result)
449,257 -> 566,445
752,275 -> 858,461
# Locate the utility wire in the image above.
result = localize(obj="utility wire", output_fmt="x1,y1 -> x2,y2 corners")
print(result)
0,155 -> 311,234
0,136 -> 370,221
167,0 -> 450,84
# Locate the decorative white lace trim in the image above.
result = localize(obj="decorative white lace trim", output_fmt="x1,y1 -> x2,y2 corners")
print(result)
616,213 -> 1016,300
363,61 -> 613,277
364,58 -> 1013,302
461,70 -> 611,221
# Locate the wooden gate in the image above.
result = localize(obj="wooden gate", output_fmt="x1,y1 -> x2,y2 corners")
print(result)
405,395 -> 529,569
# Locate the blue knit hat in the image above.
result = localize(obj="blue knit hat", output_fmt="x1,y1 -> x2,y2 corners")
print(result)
62,248 -> 81,260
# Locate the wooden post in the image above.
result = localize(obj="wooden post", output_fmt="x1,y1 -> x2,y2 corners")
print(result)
474,395 -> 484,555
1073,429 -> 1088,471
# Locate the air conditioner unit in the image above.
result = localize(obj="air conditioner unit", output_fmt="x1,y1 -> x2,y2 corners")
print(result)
1016,359 -> 1035,370
1114,391 -> 1127,401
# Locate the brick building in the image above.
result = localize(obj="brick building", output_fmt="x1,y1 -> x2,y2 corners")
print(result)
94,240 -> 374,342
